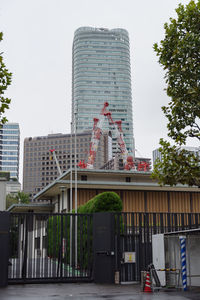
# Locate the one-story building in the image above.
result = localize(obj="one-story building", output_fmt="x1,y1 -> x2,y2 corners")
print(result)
24,169 -> 200,214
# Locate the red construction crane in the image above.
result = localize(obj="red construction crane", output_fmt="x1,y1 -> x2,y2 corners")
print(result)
78,102 -> 135,170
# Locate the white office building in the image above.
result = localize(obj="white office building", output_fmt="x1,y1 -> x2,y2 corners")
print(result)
0,123 -> 20,179
153,146 -> 200,167
72,27 -> 134,157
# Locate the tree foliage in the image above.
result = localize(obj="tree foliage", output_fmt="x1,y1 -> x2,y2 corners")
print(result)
152,0 -> 200,186
6,194 -> 18,209
0,32 -> 12,123
6,191 -> 30,209
16,191 -> 30,204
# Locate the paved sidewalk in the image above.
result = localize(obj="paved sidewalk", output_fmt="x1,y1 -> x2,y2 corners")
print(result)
0,283 -> 200,300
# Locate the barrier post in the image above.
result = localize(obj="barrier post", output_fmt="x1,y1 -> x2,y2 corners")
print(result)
179,236 -> 187,291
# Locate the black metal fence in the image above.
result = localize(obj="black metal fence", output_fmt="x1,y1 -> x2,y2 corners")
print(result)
8,212 -> 200,284
8,212 -> 93,283
114,212 -> 200,282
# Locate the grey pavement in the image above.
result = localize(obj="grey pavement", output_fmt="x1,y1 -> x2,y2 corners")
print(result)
0,283 -> 200,300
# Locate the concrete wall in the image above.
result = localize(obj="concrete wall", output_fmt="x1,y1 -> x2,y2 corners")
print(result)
0,182 -> 7,211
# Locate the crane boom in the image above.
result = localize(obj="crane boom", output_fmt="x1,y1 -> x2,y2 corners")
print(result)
49,149 -> 62,176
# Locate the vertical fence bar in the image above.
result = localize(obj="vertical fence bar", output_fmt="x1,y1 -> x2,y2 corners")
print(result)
60,214 -> 63,279
79,215 -> 83,277
22,215 -> 28,280
181,213 -> 185,231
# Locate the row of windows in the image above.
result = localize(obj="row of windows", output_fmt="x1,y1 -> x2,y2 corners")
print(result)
1,166 -> 18,171
74,81 -> 130,88
24,145 -> 89,154
2,162 -> 18,165
73,65 -> 131,74
75,89 -> 131,95
2,151 -> 18,155
76,52 -> 130,60
25,137 -> 90,147
0,135 -> 19,140
74,67 -> 131,79
1,156 -> 18,160
10,172 -> 18,177
41,160 -> 79,166
1,146 -> 18,150
74,75 -> 131,83
74,41 -> 129,49
75,31 -> 129,39
75,35 -> 129,43
0,130 -> 19,135
74,62 -> 130,70
2,124 -> 19,129
74,57 -> 130,65
75,96 -> 130,102
74,50 -> 130,57
73,46 -> 129,56
1,141 -> 18,145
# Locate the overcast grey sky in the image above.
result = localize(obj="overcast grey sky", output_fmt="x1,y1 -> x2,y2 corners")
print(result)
1,0 -> 197,182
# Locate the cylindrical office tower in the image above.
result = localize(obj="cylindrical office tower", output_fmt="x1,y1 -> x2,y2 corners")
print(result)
72,27 -> 134,156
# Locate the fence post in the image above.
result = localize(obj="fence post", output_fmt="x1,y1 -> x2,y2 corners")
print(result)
0,211 -> 10,287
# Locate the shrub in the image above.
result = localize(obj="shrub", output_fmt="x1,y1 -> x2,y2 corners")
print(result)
47,192 -> 122,267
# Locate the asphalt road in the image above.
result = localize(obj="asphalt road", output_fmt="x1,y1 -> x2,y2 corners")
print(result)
1,283 -> 200,300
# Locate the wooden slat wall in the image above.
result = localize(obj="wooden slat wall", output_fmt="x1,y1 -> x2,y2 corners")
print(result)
192,192 -> 200,212
73,188 -> 200,213
146,192 -> 168,212
123,191 -> 145,212
170,192 -> 191,212
77,189 -> 96,207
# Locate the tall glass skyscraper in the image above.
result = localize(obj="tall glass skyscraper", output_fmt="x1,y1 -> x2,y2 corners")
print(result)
0,123 -> 20,179
72,27 -> 134,157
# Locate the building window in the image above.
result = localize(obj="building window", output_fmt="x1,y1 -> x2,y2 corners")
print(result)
125,177 -> 131,182
81,175 -> 87,181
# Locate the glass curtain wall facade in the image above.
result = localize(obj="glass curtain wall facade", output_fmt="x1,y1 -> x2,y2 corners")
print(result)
72,27 -> 134,156
0,123 -> 20,179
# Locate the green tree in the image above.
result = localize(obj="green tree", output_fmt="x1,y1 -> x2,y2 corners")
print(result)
0,32 -> 12,123
6,192 -> 30,209
16,191 -> 30,204
6,194 -> 18,209
152,0 -> 200,186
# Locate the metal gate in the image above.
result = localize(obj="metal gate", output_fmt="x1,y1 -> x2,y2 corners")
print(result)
8,211 -> 200,284
8,212 -> 93,283
114,212 -> 200,284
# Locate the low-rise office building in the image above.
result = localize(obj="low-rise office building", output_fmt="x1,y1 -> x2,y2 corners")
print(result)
23,132 -> 111,199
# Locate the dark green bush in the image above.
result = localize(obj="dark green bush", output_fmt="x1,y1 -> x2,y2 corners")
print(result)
47,192 -> 122,266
